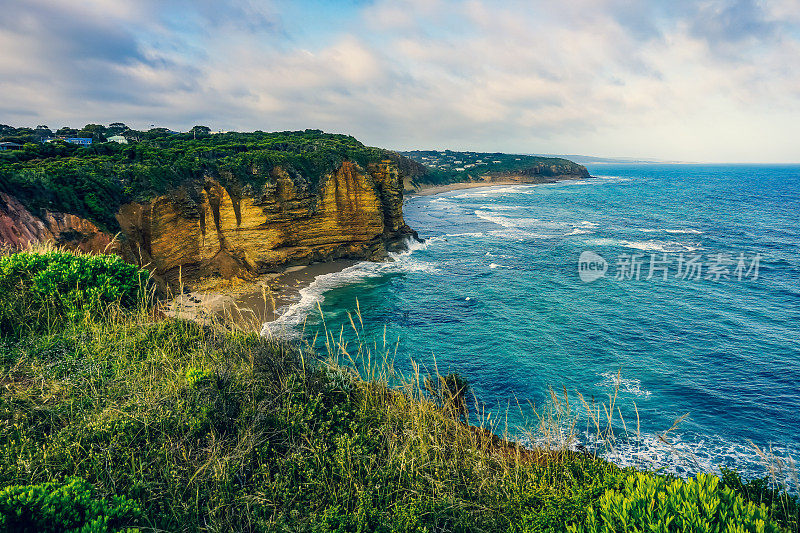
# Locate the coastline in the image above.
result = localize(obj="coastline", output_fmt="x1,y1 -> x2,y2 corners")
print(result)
404,175 -> 589,198
167,175 -> 590,330
404,180 -> 531,197
164,259 -> 358,330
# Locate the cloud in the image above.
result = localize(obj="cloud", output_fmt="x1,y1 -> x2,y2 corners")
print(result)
1,0 -> 798,161
690,0 -> 778,46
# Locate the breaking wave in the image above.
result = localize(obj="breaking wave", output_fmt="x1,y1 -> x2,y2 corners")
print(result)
636,227 -> 704,235
596,371 -> 652,398
261,238 -> 437,337
585,237 -> 702,253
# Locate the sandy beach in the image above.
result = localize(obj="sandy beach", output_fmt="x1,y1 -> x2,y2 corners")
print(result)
164,259 -> 358,331
404,179 -> 533,198
401,173 -> 598,197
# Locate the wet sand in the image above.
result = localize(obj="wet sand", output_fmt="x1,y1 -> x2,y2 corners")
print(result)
405,180 -> 541,197
164,259 -> 358,331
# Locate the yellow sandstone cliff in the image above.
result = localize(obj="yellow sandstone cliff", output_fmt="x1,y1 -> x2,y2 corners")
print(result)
116,159 -> 414,282
0,159 -> 414,286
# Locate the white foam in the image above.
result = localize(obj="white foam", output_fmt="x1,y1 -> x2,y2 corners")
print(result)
476,210 -> 561,230
591,175 -> 633,182
517,422 -> 797,486
489,263 -> 512,269
585,237 -> 702,253
623,240 -> 702,253
402,236 -> 442,252
444,232 -> 485,238
490,229 -> 555,240
261,238 -> 437,338
476,210 -> 599,239
475,210 -> 520,228
427,197 -> 458,209
479,204 -> 524,211
453,185 -> 538,199
596,371 -> 652,398
636,228 -> 704,235
603,433 -> 799,487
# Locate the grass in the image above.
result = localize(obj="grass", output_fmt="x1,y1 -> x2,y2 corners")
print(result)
0,247 -> 797,532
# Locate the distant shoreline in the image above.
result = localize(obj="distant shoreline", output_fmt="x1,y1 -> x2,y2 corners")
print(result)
404,175 -> 589,198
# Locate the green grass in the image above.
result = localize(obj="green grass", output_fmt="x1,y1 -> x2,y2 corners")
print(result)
0,248 -> 796,532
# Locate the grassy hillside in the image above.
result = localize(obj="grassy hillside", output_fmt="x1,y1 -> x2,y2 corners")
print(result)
400,150 -> 589,186
0,126 -> 422,233
0,247 -> 796,532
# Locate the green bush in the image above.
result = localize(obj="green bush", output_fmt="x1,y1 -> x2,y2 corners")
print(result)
0,477 -> 141,532
720,468 -> 800,532
0,250 -> 148,334
569,472 -> 778,533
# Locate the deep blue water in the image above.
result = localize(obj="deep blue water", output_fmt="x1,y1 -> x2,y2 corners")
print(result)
268,164 -> 800,480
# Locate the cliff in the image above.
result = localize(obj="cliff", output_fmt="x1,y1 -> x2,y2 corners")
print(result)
116,160 -> 415,283
0,159 -> 416,286
0,129 -> 426,287
0,192 -> 112,253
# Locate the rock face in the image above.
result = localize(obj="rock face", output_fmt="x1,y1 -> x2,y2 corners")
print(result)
0,160 -> 415,285
0,192 -> 112,253
117,160 -> 415,282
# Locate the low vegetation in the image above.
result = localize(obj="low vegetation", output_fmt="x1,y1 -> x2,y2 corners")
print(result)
0,248 -> 147,335
571,472 -> 780,533
0,247 -> 796,531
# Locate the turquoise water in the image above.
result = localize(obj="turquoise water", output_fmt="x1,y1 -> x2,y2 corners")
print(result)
270,165 -> 800,480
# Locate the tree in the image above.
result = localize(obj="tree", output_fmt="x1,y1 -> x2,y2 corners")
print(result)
78,124 -> 108,143
56,127 -> 78,137
33,125 -> 53,141
141,128 -> 174,141
107,122 -> 128,135
190,125 -> 211,138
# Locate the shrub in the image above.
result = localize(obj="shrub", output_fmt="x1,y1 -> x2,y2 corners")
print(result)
720,468 -> 800,532
0,477 -> 141,532
569,472 -> 779,533
0,250 -> 148,334
185,366 -> 214,388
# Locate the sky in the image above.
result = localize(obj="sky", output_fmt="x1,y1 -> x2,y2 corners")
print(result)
1,0 -> 799,162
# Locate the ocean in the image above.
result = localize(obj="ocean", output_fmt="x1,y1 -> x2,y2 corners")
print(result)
265,164 -> 800,482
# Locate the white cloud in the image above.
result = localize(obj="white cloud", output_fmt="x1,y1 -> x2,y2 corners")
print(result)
1,0 -> 798,161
